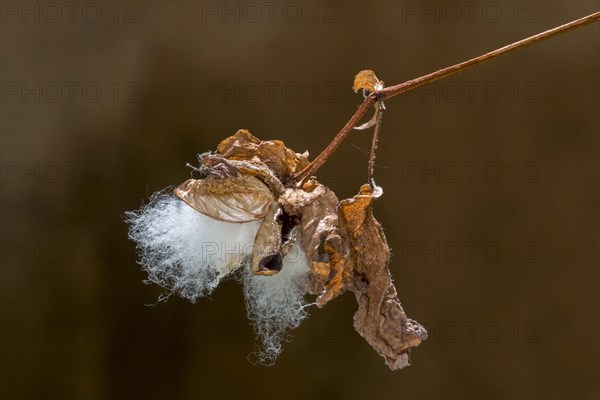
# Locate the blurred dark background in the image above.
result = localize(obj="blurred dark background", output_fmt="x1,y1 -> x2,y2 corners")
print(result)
1,1 -> 599,399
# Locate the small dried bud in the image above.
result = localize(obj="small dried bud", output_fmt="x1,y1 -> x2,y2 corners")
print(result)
353,69 -> 383,94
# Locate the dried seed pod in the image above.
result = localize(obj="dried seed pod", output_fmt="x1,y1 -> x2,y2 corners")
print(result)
127,129 -> 426,369
249,204 -> 300,276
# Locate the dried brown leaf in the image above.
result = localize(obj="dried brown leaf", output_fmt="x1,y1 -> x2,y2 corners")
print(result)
339,184 -> 427,370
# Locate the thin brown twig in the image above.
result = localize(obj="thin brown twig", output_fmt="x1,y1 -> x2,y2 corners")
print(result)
368,106 -> 383,187
289,11 -> 600,185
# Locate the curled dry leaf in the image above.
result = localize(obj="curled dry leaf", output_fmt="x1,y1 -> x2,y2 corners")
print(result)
339,184 -> 427,370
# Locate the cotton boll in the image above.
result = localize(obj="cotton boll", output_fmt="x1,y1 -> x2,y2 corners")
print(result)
242,236 -> 311,364
126,191 -> 262,303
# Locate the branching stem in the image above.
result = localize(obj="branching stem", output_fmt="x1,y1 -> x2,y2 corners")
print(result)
290,11 -> 600,184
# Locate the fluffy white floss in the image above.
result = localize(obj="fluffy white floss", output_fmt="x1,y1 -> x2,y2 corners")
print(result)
242,237 -> 311,365
127,191 -> 312,364
126,192 -> 261,303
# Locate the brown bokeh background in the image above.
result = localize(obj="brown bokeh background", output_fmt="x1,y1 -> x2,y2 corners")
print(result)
1,1 -> 599,399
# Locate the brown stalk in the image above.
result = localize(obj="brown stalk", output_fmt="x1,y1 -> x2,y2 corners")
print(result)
368,105 -> 383,187
290,11 -> 600,184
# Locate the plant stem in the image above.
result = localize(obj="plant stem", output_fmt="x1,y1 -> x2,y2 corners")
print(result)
368,106 -> 383,187
290,11 -> 600,184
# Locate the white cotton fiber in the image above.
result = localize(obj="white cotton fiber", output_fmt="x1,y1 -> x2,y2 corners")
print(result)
126,191 -> 262,303
241,238 -> 311,365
